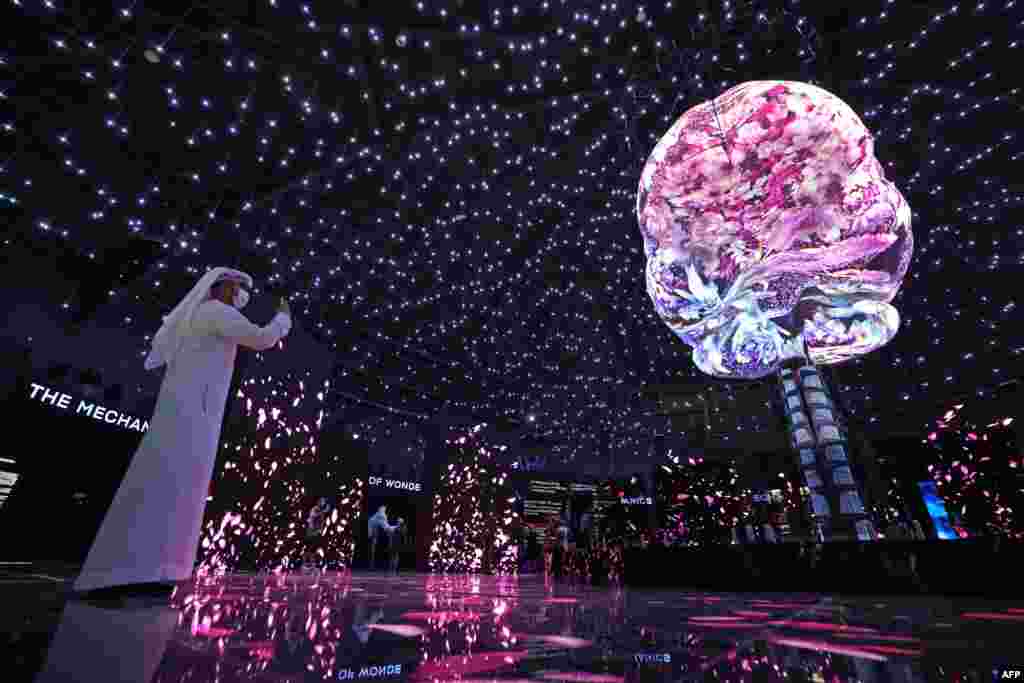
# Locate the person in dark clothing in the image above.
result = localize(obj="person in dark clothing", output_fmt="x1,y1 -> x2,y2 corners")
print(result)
558,507 -> 573,578
884,518 -> 908,540
543,515 -> 560,577
575,499 -> 595,583
389,518 -> 407,573
576,497 -> 595,550
367,506 -> 396,570
526,529 -> 541,573
302,497 -> 331,573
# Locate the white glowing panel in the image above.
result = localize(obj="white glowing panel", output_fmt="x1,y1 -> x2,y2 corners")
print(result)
0,471 -> 19,510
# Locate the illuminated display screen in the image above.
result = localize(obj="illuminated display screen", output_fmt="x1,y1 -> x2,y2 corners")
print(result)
0,471 -> 18,510
518,476 -> 654,548
524,480 -> 575,523
918,480 -> 958,540
751,490 -> 785,504
522,480 -> 622,526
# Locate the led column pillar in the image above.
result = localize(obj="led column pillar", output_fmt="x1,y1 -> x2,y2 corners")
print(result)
779,363 -> 876,542
779,366 -> 831,532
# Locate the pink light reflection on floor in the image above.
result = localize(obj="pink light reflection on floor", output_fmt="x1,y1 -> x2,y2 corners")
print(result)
367,623 -> 427,637
766,620 -> 878,634
858,644 -> 923,657
748,602 -> 819,610
833,632 -> 921,643
686,620 -> 761,629
538,672 -> 625,683
412,650 -> 529,680
767,637 -> 889,662
400,610 -> 482,622
533,635 -> 593,648
961,612 -> 1024,621
191,626 -> 237,638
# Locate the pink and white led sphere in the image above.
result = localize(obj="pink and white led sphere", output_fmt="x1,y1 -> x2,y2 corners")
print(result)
637,81 -> 914,379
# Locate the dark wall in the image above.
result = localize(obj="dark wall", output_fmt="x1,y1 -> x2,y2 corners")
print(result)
0,387 -> 149,562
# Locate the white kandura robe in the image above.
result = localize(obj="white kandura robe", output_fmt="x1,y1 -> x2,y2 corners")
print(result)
74,301 -> 291,591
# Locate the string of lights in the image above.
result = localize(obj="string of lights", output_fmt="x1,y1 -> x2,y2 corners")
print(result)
4,1 -> 1019,462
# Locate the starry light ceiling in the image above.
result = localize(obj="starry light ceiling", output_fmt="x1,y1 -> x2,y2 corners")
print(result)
2,0 -> 1022,458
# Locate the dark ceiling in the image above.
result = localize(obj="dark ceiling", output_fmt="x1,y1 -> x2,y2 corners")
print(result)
2,0 -> 1021,464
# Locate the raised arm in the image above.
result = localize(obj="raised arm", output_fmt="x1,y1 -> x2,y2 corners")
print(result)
197,300 -> 292,350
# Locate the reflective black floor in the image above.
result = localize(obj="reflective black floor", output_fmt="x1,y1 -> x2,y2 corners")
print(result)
3,567 -> 1024,682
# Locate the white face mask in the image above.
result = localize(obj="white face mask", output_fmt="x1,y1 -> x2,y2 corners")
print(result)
233,289 -> 250,309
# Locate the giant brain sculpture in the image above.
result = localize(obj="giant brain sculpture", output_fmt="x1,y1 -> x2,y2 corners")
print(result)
637,81 -> 914,379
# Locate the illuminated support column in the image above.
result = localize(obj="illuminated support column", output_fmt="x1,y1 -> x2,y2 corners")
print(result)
778,363 -> 876,542
780,367 -> 831,533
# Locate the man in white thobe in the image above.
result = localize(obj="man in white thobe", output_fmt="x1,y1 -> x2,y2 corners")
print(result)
74,267 -> 292,596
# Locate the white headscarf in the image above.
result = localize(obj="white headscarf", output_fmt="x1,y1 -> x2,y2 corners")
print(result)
144,267 -> 253,370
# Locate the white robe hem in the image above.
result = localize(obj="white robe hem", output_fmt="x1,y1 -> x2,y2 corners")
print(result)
73,564 -> 194,592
